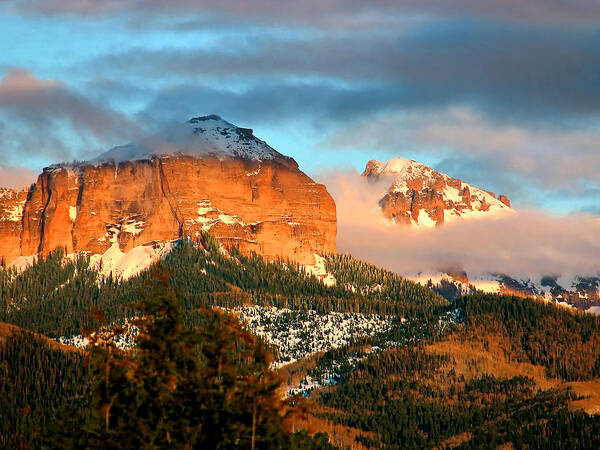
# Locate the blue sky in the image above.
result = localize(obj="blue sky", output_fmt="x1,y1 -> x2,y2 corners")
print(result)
0,1 -> 599,214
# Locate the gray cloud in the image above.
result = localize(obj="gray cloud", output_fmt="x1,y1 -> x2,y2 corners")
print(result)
8,0 -> 600,25
0,68 -> 142,166
77,23 -> 600,125
133,81 -> 428,132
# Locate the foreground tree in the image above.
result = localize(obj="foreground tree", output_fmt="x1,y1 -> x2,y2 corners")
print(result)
43,266 -> 323,449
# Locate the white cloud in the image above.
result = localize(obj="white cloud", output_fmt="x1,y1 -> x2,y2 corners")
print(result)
320,169 -> 600,279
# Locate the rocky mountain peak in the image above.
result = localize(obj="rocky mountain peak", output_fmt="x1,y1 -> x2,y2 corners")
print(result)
0,117 -> 337,268
90,115 -> 287,166
364,157 -> 512,228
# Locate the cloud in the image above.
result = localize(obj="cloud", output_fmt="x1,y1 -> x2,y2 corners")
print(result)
0,68 -> 141,166
135,81 -> 418,129
77,21 -> 600,126
0,166 -> 37,189
8,0 -> 600,25
321,170 -> 600,279
327,107 -> 600,200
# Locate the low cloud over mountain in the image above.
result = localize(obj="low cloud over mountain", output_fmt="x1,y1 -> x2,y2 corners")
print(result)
322,169 -> 600,279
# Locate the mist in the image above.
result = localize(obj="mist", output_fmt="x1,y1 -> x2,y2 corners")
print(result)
0,166 -> 37,189
319,169 -> 600,280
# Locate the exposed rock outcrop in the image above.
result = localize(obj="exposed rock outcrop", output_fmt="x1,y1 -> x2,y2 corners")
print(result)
0,188 -> 28,265
0,116 -> 337,266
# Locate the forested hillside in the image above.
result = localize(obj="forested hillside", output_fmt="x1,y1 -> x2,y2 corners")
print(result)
0,277 -> 334,449
309,294 -> 600,448
0,234 -> 446,338
1,237 -> 599,449
457,293 -> 600,380
318,346 -> 599,449
325,254 -> 448,317
0,324 -> 87,448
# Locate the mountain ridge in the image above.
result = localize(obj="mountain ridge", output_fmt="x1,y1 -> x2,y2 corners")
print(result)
410,269 -> 600,312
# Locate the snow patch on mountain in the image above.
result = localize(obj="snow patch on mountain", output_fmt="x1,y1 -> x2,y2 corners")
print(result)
121,217 -> 145,236
187,199 -> 247,233
2,203 -> 25,222
229,306 -> 393,367
415,208 -> 438,228
8,255 -> 37,272
58,305 -> 394,369
90,241 -> 175,280
303,254 -> 336,287
91,115 -> 282,165
0,189 -> 26,222
68,206 -> 77,222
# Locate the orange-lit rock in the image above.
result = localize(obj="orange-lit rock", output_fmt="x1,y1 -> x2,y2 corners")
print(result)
363,157 -> 511,227
0,188 -> 28,265
1,116 -> 337,266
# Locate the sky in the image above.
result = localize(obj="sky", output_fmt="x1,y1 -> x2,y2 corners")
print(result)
0,1 -> 599,217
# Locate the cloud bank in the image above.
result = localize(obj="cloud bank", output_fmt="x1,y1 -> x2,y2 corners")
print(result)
83,22 -> 600,125
10,0 -> 600,24
0,68 -> 141,169
322,170 -> 600,279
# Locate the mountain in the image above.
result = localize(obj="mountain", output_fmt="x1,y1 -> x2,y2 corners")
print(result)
363,157 -> 511,227
0,115 -> 336,268
410,270 -> 600,312
359,157 -> 599,311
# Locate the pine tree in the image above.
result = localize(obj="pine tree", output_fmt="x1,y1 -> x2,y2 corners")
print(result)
42,266 -> 300,449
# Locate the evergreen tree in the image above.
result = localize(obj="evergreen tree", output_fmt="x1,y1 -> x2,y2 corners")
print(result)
43,266 -> 304,449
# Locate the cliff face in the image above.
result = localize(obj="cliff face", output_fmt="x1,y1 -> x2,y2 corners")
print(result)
0,188 -> 28,264
0,116 -> 337,266
363,157 -> 511,227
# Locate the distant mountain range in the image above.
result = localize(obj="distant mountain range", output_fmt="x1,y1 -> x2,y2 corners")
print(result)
409,270 -> 600,312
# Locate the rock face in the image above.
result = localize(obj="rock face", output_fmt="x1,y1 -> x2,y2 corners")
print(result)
0,188 -> 29,265
0,115 -> 337,266
363,157 -> 511,227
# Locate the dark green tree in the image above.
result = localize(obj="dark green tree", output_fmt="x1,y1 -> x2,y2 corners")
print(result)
43,266 -> 307,449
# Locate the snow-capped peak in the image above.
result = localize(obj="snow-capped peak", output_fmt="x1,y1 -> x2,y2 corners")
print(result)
364,157 -> 512,228
91,115 -> 283,165
365,157 -> 428,178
